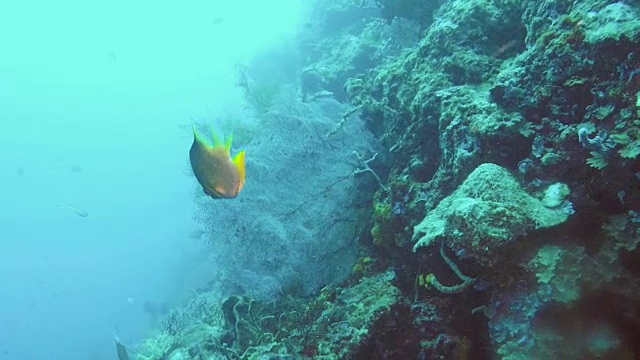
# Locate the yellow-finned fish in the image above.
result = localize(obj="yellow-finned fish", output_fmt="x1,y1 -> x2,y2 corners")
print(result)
189,124 -> 245,199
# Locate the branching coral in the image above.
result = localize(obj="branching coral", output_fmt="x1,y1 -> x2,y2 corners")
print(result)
419,242 -> 476,294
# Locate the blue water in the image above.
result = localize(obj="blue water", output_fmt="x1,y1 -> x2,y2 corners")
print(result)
0,1 -> 305,358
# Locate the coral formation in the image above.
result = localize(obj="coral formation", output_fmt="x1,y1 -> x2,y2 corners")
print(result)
412,163 -> 572,259
135,272 -> 403,360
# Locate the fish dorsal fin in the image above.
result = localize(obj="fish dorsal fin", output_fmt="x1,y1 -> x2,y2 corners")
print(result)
225,132 -> 233,153
191,120 -> 198,139
191,120 -> 207,146
211,127 -> 223,148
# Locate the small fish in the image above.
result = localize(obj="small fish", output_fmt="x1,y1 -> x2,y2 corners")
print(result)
114,337 -> 130,360
143,300 -> 170,317
58,205 -> 89,218
189,124 -> 245,199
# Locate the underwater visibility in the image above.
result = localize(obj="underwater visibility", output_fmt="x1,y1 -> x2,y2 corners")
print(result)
2,0 -> 640,359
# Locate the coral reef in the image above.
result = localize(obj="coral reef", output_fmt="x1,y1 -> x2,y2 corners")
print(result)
134,272 -> 405,360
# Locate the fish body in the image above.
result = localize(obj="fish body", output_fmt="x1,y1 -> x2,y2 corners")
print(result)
189,125 -> 245,199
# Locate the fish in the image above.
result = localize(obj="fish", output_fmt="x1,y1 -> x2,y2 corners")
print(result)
57,204 -> 89,218
189,124 -> 245,199
114,336 -> 130,360
143,300 -> 170,318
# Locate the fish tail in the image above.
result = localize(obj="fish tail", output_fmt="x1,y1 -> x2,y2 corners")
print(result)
233,150 -> 246,190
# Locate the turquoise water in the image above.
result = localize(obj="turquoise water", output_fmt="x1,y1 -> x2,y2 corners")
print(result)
0,1 -> 305,358
4,0 -> 638,358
